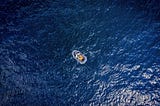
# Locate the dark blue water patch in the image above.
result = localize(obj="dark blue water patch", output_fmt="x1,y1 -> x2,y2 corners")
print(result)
0,0 -> 160,105
0,0 -> 52,42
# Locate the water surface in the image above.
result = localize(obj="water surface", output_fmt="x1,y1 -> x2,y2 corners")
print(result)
0,0 -> 160,105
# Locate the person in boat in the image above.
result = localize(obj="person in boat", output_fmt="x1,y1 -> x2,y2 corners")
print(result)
72,50 -> 87,64
76,53 -> 85,62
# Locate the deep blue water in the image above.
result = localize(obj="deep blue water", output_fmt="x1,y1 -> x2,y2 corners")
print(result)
0,0 -> 160,105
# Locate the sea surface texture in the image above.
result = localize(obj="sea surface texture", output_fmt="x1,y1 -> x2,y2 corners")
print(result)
0,0 -> 160,105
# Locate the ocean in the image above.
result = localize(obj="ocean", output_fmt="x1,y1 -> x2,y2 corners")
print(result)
0,0 -> 160,105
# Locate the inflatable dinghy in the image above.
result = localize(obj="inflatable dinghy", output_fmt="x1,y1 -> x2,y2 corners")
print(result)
72,50 -> 87,64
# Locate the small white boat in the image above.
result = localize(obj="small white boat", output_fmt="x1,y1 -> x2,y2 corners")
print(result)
72,50 -> 87,64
